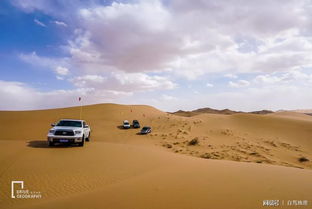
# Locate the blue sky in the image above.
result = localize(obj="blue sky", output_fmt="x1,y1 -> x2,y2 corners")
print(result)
1,0 -> 312,111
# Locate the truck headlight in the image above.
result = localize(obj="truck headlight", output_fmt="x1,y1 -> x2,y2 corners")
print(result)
48,130 -> 54,134
75,130 -> 82,135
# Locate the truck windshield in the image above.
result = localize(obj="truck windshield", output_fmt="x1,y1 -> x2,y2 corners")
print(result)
56,120 -> 82,127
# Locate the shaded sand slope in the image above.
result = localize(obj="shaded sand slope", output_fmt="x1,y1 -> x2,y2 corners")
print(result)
0,141 -> 311,209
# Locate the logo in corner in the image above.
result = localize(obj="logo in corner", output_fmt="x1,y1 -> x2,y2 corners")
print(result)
11,180 -> 42,199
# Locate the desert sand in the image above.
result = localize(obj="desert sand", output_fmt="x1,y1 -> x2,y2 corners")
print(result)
0,103 -> 311,209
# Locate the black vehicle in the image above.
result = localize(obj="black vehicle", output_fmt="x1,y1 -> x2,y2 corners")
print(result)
140,126 -> 152,134
132,120 -> 140,128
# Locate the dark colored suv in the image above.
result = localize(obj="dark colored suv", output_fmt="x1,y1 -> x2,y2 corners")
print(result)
132,120 -> 140,128
140,126 -> 151,134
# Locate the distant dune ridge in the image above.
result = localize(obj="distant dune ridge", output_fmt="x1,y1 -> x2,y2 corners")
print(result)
171,107 -> 274,117
0,103 -> 311,209
171,108 -> 240,116
281,109 -> 312,114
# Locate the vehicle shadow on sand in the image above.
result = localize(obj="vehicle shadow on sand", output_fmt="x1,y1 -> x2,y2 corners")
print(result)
116,125 -> 131,130
27,140 -> 78,148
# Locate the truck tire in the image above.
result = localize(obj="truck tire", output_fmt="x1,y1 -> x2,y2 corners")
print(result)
86,132 -> 91,142
48,141 -> 54,146
78,136 -> 85,147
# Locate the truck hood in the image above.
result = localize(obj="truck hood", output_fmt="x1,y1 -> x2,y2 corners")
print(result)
50,126 -> 83,131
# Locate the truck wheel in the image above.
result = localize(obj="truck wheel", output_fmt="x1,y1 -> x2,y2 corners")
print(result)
78,136 -> 85,147
48,141 -> 54,146
86,132 -> 90,142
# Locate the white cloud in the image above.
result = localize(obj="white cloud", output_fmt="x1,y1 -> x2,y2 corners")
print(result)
68,1 -> 179,73
224,74 -> 238,79
222,86 -> 310,111
20,51 -> 68,69
12,0 -> 94,17
10,0 -> 312,111
54,66 -> 69,76
70,75 -> 106,86
20,52 -> 71,79
229,80 -> 250,88
13,0 -> 57,13
34,18 -> 46,27
254,74 -> 282,84
163,83 -> 312,112
69,72 -> 176,92
0,80 -> 132,110
112,73 -> 176,91
253,71 -> 312,86
56,76 -> 64,80
206,83 -> 214,87
19,1 -> 312,79
161,94 -> 178,101
63,0 -> 312,79
53,20 -> 67,27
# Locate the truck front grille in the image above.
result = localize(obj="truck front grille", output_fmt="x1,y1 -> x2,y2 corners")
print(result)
54,130 -> 75,136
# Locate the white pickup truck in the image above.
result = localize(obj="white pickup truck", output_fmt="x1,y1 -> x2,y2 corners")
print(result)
47,119 -> 91,147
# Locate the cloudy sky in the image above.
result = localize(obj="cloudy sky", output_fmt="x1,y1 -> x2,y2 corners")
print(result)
1,0 -> 312,111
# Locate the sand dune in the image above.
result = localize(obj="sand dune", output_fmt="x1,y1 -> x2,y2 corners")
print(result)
171,107 -> 273,117
290,109 -> 312,114
0,103 -> 311,209
171,108 -> 239,116
271,111 -> 312,121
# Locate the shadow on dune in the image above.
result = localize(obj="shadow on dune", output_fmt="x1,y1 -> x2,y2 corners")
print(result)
27,140 -> 76,148
116,125 -> 130,130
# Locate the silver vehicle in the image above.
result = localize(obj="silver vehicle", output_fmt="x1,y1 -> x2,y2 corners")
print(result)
123,120 -> 131,129
47,119 -> 91,146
